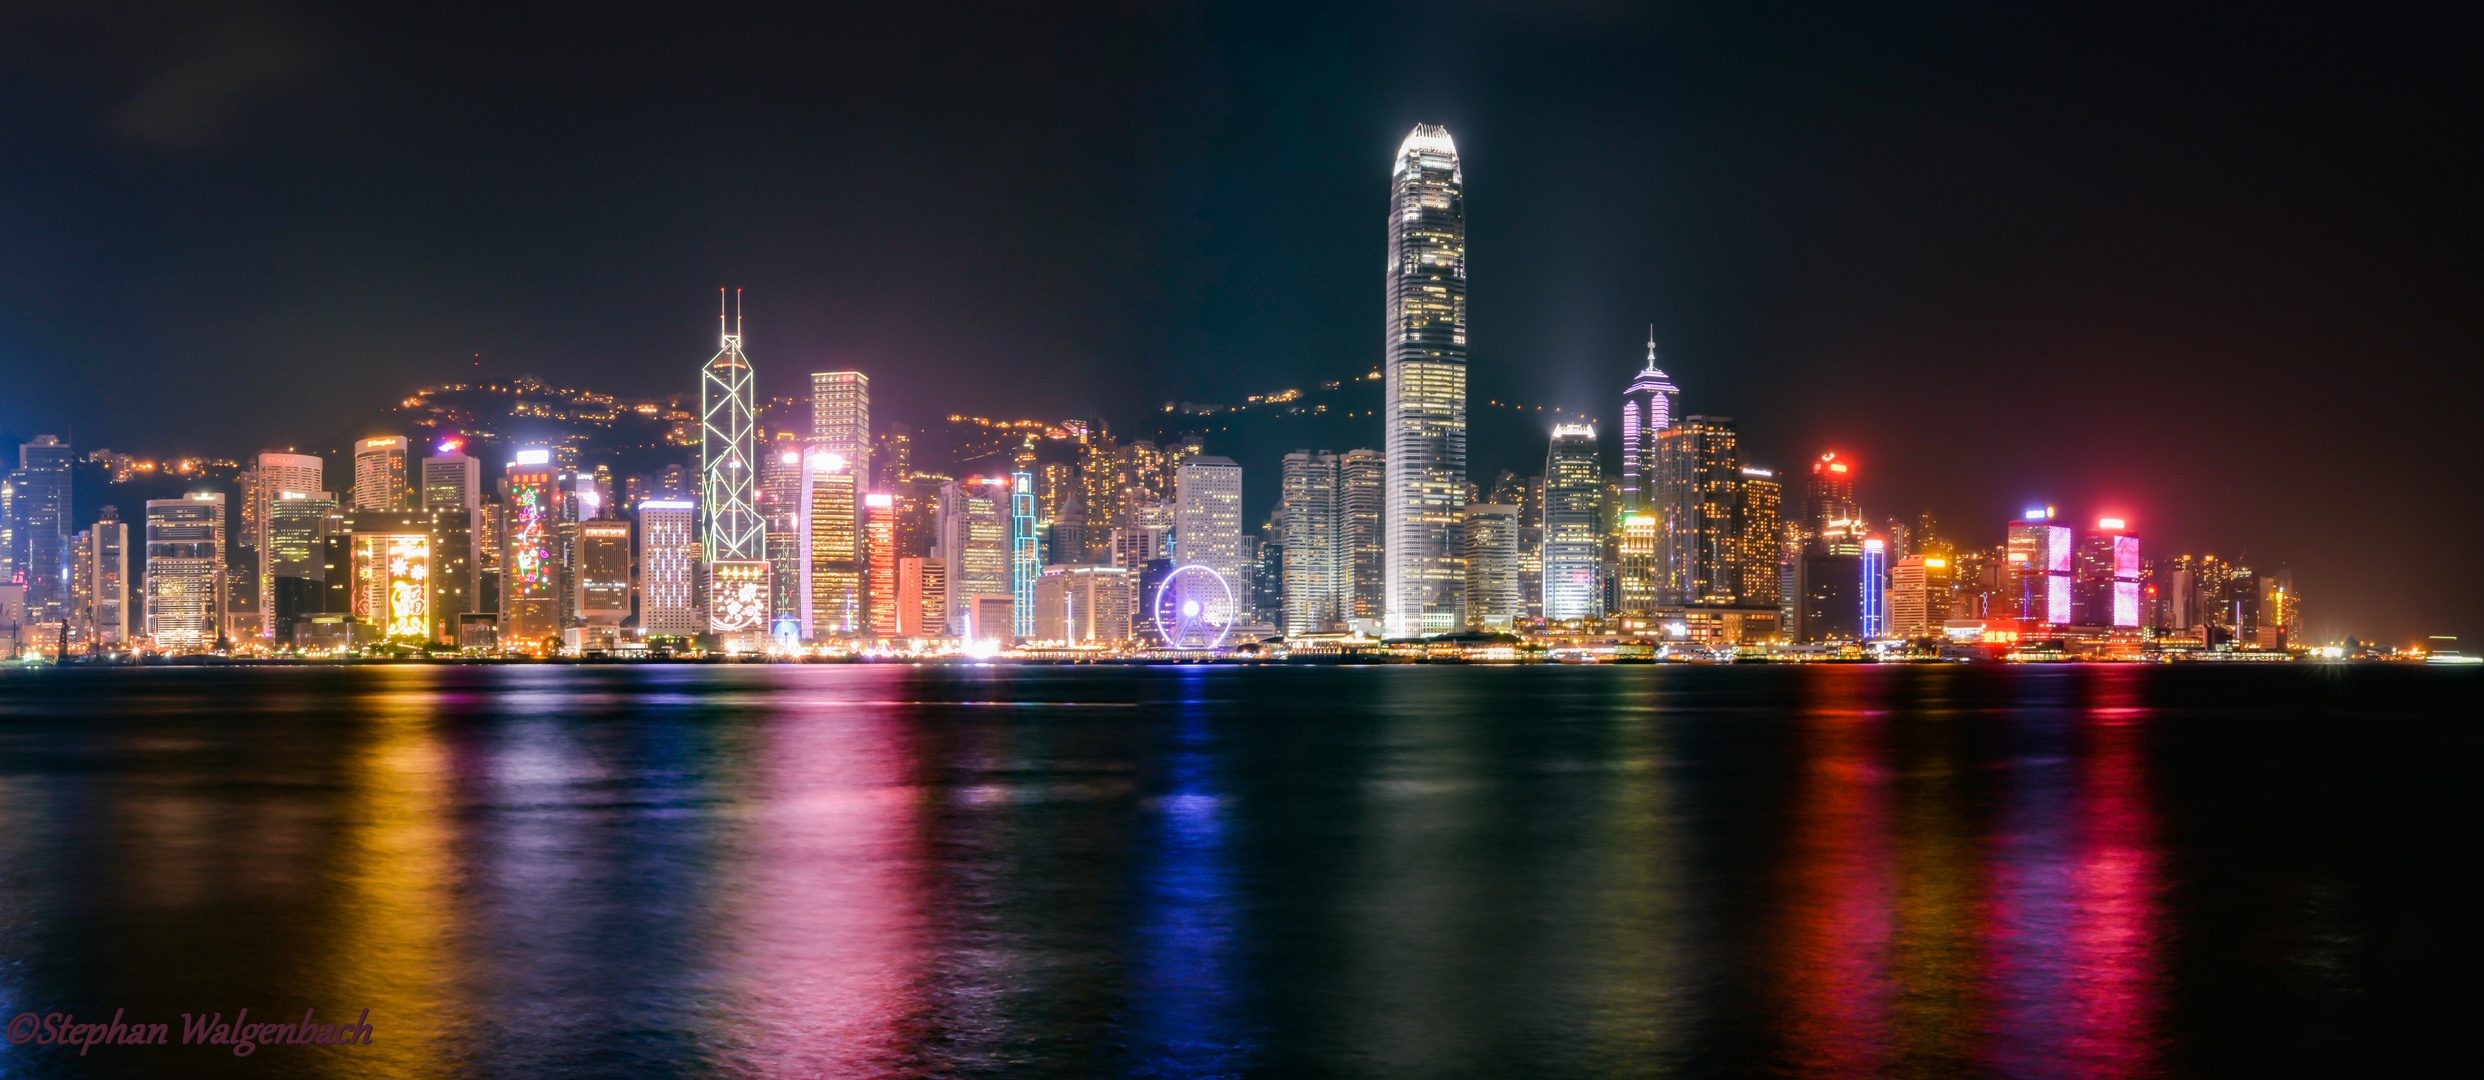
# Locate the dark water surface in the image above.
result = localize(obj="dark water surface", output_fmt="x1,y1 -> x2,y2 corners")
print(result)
0,664 -> 2475,1078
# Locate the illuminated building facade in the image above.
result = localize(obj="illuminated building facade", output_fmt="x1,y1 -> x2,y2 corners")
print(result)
1279,451 -> 1345,635
1738,468 -> 1784,611
637,499 -> 699,638
1653,415 -> 1742,606
760,445 -> 806,630
1890,553 -> 1953,638
10,436 -> 73,622
1032,564 -> 1136,644
2006,510 -> 2074,628
575,520 -> 632,629
264,490 -> 335,640
421,446 -> 481,630
1383,124 -> 1468,637
937,479 -> 1008,637
1462,503 -> 1521,631
2073,518 -> 2142,628
1012,468 -> 1038,638
1542,424 -> 1603,621
866,493 -> 898,636
85,508 -> 130,645
1860,538 -> 1887,638
701,297 -> 765,641
341,509 -> 471,645
1618,513 -> 1657,616
351,436 -> 408,511
501,451 -> 562,648
1489,470 -> 1544,620
810,370 -> 871,485
144,494 -> 224,653
896,556 -> 945,637
1340,448 -> 1386,621
1620,329 -> 1678,512
1792,547 -> 1862,643
1175,457 -> 1244,626
802,452 -> 861,638
254,451 -> 323,629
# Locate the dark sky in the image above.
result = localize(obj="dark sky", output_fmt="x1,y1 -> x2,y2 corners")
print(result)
1,1 -> 2476,644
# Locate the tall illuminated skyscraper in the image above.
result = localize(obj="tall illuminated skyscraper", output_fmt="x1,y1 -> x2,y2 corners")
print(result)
1010,468 -> 1038,639
12,436 -> 72,622
502,449 -> 563,649
252,451 -> 322,633
1542,424 -> 1603,621
2006,508 -> 2073,627
1340,448 -> 1386,622
1279,451 -> 1345,635
1462,503 -> 1521,631
811,371 -> 871,485
636,498 -> 700,639
1738,467 -> 1784,611
865,492 -> 898,636
1620,330 -> 1678,513
800,450 -> 861,639
1174,456 -> 1244,626
144,494 -> 224,653
702,293 -> 767,642
1652,415 -> 1742,606
1383,124 -> 1467,637
2074,517 -> 2142,628
351,436 -> 408,511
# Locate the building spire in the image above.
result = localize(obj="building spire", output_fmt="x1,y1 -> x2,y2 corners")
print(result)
1645,324 -> 1658,370
719,287 -> 728,343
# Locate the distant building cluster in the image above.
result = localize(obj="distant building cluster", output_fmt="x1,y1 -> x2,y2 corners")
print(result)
0,125 -> 2357,663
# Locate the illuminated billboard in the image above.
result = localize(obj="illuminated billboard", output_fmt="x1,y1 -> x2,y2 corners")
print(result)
709,559 -> 771,633
352,533 -> 431,641
506,476 -> 556,600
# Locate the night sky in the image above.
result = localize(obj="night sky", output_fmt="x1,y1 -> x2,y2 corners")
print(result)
1,1 -> 2475,643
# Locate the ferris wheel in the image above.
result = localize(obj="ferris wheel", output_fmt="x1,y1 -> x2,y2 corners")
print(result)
1151,564 -> 1236,651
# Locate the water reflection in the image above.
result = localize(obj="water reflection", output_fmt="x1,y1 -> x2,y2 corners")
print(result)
1123,667 -> 1247,1077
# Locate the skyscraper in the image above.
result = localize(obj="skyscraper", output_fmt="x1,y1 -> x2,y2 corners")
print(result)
1653,415 -> 1742,607
1860,538 -> 1887,638
85,508 -> 130,646
1805,453 -> 1859,540
1738,468 -> 1784,611
1462,503 -> 1521,631
351,436 -> 408,511
1174,456 -> 1244,626
264,490 -> 335,643
1340,448 -> 1386,622
575,520 -> 632,632
1890,552 -> 1952,638
802,451 -> 861,639
1383,124 -> 1467,637
1542,424 -> 1603,621
13,436 -> 72,621
866,492 -> 898,636
145,494 -> 224,653
502,449 -> 563,649
1011,468 -> 1038,639
637,498 -> 700,639
254,451 -> 323,630
937,478 -> 1009,637
1620,330 -> 1678,513
420,445 -> 481,638
811,371 -> 871,485
2073,518 -> 2142,628
702,295 -> 766,642
1279,450 -> 1345,635
2006,509 -> 2073,628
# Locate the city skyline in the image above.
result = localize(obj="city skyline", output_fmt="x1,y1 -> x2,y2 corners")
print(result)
1,2 -> 2474,644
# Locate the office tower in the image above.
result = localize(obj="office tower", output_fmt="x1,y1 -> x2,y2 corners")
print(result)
420,446 -> 481,634
1462,503 -> 1521,631
252,452 -> 323,625
1618,512 -> 1657,616
1011,468 -> 1038,638
865,493 -> 898,636
702,296 -> 767,640
937,478 -> 1009,637
884,421 -> 914,483
1542,425 -> 1603,621
84,508 -> 130,646
2260,567 -> 2297,645
1338,448 -> 1385,621
1079,434 -> 1118,562
1174,457 -> 1244,626
1279,451 -> 1345,635
1860,538 -> 1887,638
1890,553 -> 1952,638
1250,529 -> 1285,626
12,436 -> 72,621
352,436 -> 409,511
811,371 -> 871,485
637,498 -> 699,638
760,446 -> 807,629
1620,330 -> 1679,512
1491,470 -> 1545,621
1047,490 -> 1087,569
576,520 -> 632,631
1383,124 -> 1468,637
337,509 -> 470,645
501,450 -> 563,648
1792,546 -> 1862,642
801,451 -> 862,638
1653,415 -> 1742,606
1804,453 -> 1859,540
2006,509 -> 2074,627
1113,501 -> 1176,567
896,556 -> 946,637
145,494 -> 224,653
2072,517 -> 2142,628
235,467 -> 260,554
1107,439 -> 1169,539
1738,468 -> 1784,610
1032,565 -> 1137,644
264,490 -> 335,638
1036,462 -> 1075,525
962,594 -> 1015,645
